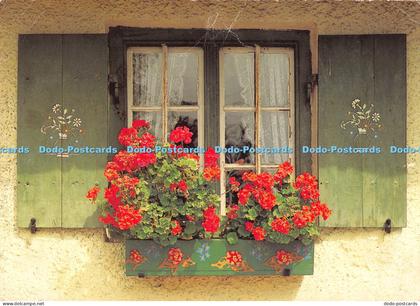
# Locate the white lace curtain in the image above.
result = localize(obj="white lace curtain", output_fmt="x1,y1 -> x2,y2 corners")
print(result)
233,53 -> 290,164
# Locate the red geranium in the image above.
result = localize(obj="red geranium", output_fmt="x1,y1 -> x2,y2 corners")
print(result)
171,220 -> 182,236
227,204 -> 239,220
252,226 -> 266,241
203,166 -> 220,182
274,161 -> 294,183
99,204 -> 142,230
118,127 -> 139,147
169,126 -> 193,144
204,147 -> 219,167
86,186 -> 100,202
244,221 -> 254,232
132,119 -> 150,130
271,217 -> 290,234
202,206 -> 220,233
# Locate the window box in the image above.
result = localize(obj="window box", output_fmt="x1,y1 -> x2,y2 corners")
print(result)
125,239 -> 313,276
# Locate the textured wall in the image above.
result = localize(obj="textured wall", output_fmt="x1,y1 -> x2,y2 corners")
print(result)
0,0 -> 419,300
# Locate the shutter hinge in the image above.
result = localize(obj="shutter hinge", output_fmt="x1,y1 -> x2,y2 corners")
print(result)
306,74 -> 318,105
29,218 -> 37,234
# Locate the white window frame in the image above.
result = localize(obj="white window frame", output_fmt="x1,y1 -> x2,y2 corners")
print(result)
219,46 -> 295,215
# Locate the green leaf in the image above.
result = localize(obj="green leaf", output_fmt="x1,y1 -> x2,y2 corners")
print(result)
246,208 -> 258,220
237,225 -> 250,237
226,232 -> 239,245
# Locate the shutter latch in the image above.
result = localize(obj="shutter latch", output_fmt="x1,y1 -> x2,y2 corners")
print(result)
29,218 -> 37,234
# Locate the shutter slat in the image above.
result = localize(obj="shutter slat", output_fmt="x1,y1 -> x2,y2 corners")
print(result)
61,35 -> 108,228
17,35 -> 63,227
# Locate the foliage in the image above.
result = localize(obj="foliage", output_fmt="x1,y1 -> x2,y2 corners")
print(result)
86,120 -> 331,247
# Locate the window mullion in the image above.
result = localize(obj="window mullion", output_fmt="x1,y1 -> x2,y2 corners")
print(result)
255,45 -> 261,174
162,44 -> 168,142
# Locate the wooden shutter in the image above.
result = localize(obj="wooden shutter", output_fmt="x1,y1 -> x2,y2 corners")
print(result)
17,34 -> 108,228
318,35 -> 407,227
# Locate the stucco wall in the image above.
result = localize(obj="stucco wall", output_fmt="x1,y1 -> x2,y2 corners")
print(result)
0,0 -> 419,300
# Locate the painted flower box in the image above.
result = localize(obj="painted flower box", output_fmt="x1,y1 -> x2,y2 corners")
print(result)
125,239 -> 313,276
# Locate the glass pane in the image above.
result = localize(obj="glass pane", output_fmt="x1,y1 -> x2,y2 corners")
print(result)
225,169 -> 254,207
168,112 -> 198,147
133,111 -> 162,138
225,112 -> 254,164
224,52 -> 254,107
261,111 -> 289,165
260,53 -> 289,107
168,52 -> 198,106
132,52 -> 162,106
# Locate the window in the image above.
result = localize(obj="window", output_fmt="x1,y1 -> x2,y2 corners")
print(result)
109,27 -> 312,215
219,46 -> 294,214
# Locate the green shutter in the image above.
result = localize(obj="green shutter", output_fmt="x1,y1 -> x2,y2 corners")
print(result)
318,35 -> 407,227
17,34 -> 108,228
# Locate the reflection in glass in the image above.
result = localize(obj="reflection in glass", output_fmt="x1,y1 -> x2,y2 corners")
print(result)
225,112 -> 254,164
168,53 -> 198,106
224,52 -> 254,107
132,53 -> 162,106
168,112 -> 198,147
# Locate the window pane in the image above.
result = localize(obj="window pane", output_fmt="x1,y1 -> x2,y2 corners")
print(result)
224,52 -> 254,107
133,111 -> 162,138
168,112 -> 198,147
260,111 -> 289,165
225,112 -> 254,164
260,53 -> 289,107
168,53 -> 198,106
132,52 -> 162,106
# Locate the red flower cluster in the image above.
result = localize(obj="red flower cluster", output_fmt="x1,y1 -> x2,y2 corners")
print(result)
226,251 -> 243,265
112,151 -> 156,172
171,220 -> 182,236
252,226 -> 266,241
118,126 -> 156,148
229,177 -> 240,192
202,206 -> 220,233
237,171 -> 277,210
132,119 -> 150,130
170,180 -> 188,193
294,173 -> 320,201
203,166 -> 220,182
204,147 -> 219,167
276,250 -> 293,265
274,161 -> 294,183
99,204 -> 142,230
203,148 -> 220,182
244,221 -> 254,232
311,201 -> 332,220
169,126 -> 193,144
271,217 -> 290,234
227,204 -> 239,220
86,186 -> 100,202
168,248 -> 183,265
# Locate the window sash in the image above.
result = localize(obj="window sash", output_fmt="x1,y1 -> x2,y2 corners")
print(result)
219,46 -> 295,215
126,46 -> 204,149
